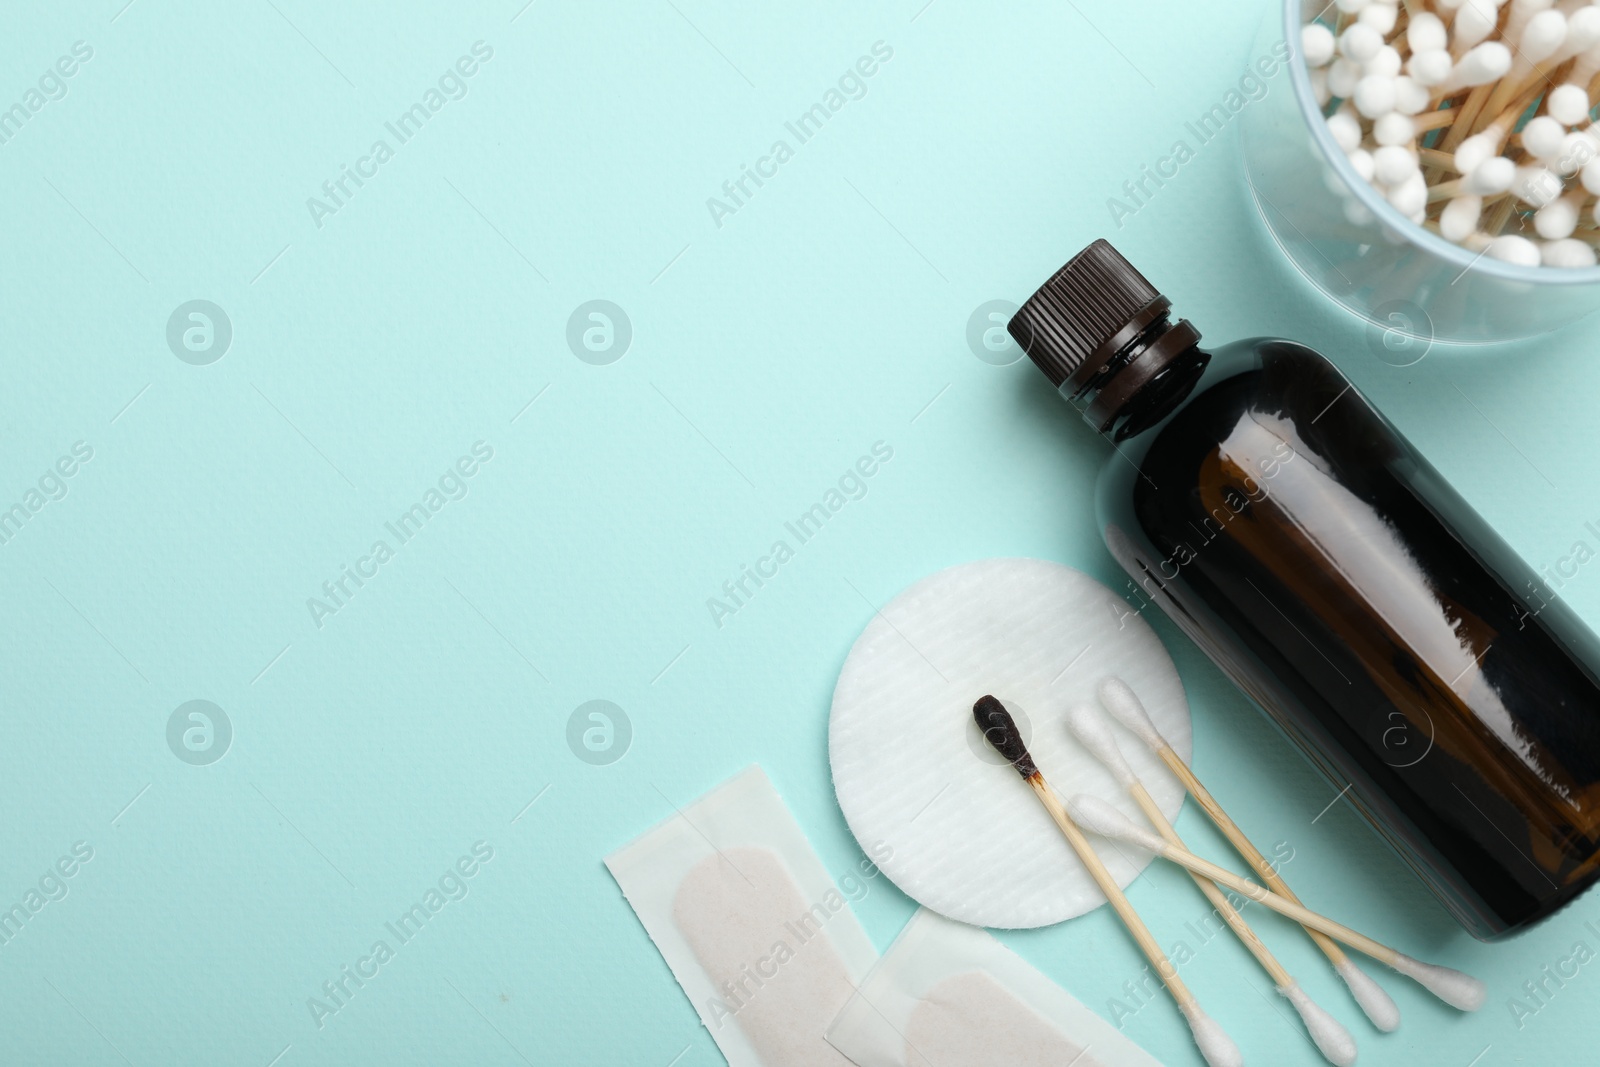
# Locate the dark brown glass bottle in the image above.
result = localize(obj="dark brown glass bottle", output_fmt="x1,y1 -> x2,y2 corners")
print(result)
1009,240 -> 1600,940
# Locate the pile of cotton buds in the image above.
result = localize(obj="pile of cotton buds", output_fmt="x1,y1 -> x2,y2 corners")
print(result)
1304,0 -> 1600,268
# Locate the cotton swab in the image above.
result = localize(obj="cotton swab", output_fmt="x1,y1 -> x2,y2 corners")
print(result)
1098,678 -> 1402,1032
1358,3 -> 1397,35
1064,703 -> 1357,1066
1426,156 -> 1516,200
1392,74 -> 1430,115
1066,794 -> 1487,1013
1448,2 -> 1499,58
1522,115 -> 1568,161
1544,236 -> 1598,265
1440,194 -> 1484,240
1501,0 -> 1558,58
1487,232 -> 1544,264
1366,45 -> 1403,79
1436,44 -> 1515,149
1340,22 -> 1385,64
1490,6 -> 1569,111
972,696 -> 1243,1067
1304,22 -> 1337,67
1435,41 -> 1513,97
1306,0 -> 1600,266
1535,190 -> 1586,237
1407,10 -> 1448,56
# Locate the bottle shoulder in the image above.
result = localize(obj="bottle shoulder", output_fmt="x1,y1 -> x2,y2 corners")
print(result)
1195,336 -> 1343,394
1120,336 -> 1349,449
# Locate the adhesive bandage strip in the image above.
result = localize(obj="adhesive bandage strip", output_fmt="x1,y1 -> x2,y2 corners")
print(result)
606,765 -> 881,1067
826,908 -> 1163,1067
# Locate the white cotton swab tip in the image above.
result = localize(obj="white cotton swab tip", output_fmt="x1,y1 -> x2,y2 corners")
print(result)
1280,983 -> 1358,1067
1513,165 -> 1562,206
1455,128 -> 1502,174
1343,198 -> 1375,226
1365,45 -> 1402,79
1387,172 -> 1428,216
1407,11 -> 1447,54
1353,74 -> 1397,118
1452,42 -> 1513,88
1303,22 -> 1336,67
1563,6 -> 1600,59
1389,954 -> 1487,1011
1336,957 -> 1401,1032
1452,2 -> 1498,53
1312,66 -> 1332,105
1487,233 -> 1543,266
1549,83 -> 1592,126
1523,115 -> 1567,160
1373,144 -> 1418,185
1544,237 -> 1598,267
1097,677 -> 1168,753
1180,1004 -> 1244,1067
1520,9 -> 1568,65
1328,57 -> 1363,98
1067,793 -> 1168,853
1358,2 -> 1396,34
1557,129 -> 1600,176
1392,75 -> 1429,115
1348,148 -> 1375,182
1535,196 -> 1581,238
1407,48 -> 1452,86
1327,109 -> 1362,152
1373,112 -> 1414,146
1505,0 -> 1558,46
1340,22 -> 1384,63
1064,703 -> 1138,790
1465,157 -> 1515,195
1440,196 -> 1483,242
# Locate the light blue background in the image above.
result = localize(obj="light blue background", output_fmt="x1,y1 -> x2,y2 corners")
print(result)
2,1 -> 1596,1064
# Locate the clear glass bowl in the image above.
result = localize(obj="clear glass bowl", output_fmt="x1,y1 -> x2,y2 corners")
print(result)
1240,0 -> 1600,344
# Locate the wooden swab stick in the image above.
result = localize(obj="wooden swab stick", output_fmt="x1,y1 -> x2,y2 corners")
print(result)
1418,146 -> 1460,171
1099,678 -> 1402,1031
1067,793 -> 1487,1011
972,696 -> 1242,1067
1064,703 -> 1357,1066
1440,83 -> 1497,151
1474,23 -> 1574,134
1413,107 -> 1459,132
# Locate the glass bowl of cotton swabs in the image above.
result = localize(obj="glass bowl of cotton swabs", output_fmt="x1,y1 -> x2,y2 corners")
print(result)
1240,0 -> 1600,345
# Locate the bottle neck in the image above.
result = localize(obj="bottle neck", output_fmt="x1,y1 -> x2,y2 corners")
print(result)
1060,308 -> 1207,440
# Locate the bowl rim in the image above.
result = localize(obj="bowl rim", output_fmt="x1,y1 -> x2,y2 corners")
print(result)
1283,0 -> 1600,286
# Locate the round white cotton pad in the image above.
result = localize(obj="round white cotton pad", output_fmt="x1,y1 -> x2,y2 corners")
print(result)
828,557 -> 1191,929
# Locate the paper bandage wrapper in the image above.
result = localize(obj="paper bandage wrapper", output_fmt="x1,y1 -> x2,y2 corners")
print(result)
606,766 -> 878,1067
827,908 -> 1165,1067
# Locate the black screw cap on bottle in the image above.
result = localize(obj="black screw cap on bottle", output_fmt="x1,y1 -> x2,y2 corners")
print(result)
1008,240 -> 1201,432
1006,239 -> 1167,389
